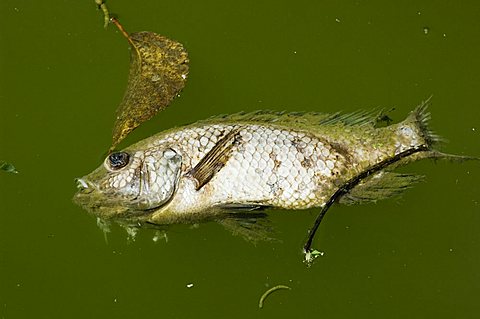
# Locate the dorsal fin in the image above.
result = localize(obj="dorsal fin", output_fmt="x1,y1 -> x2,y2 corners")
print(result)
318,108 -> 383,127
197,110 -> 330,126
195,109 -> 384,131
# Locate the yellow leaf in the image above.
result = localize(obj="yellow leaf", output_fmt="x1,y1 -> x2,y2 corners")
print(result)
110,19 -> 189,150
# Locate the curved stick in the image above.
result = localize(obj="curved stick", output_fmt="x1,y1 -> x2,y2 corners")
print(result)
303,145 -> 429,257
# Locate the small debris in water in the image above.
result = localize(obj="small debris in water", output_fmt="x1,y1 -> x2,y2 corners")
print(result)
423,27 -> 430,35
153,230 -> 168,243
312,249 -> 324,257
335,18 -> 341,23
186,283 -> 194,288
303,249 -> 325,265
94,0 -> 110,29
125,226 -> 138,241
1,161 -> 18,174
96,218 -> 111,243
258,285 -> 291,309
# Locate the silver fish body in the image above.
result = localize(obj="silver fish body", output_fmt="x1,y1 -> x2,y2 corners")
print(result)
74,105 -> 439,225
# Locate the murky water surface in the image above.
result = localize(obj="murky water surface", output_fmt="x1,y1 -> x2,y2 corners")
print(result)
1,1 -> 479,318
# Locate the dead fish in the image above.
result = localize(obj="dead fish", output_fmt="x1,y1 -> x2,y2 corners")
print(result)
73,101 -> 474,245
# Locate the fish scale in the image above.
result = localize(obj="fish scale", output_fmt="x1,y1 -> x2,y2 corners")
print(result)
145,123 -> 389,215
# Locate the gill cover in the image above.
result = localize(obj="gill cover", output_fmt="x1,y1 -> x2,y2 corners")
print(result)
132,148 -> 182,211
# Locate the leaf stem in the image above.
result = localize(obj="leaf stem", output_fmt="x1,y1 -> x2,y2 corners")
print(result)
110,17 -> 134,46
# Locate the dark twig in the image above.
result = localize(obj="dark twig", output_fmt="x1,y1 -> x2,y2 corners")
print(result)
303,145 -> 429,262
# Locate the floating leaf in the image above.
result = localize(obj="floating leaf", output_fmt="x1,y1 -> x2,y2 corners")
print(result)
1,161 -> 18,174
110,19 -> 189,150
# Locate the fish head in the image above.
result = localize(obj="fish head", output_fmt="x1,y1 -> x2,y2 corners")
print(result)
73,147 -> 182,219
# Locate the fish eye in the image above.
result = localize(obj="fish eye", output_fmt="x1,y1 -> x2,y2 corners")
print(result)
107,152 -> 130,170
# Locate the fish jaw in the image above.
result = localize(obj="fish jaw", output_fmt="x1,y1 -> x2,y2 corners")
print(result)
75,177 -> 89,190
73,174 -> 132,220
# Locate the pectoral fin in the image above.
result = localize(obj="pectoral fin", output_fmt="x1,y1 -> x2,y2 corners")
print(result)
187,128 -> 241,190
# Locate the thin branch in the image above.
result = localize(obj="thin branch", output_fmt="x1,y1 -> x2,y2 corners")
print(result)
303,145 -> 429,262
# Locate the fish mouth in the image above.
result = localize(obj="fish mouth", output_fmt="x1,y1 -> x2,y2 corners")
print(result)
72,174 -> 161,220
73,177 -> 139,219
75,178 -> 88,189
74,177 -> 95,194
73,177 -> 114,216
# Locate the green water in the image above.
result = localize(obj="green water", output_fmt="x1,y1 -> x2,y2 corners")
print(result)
1,1 -> 479,318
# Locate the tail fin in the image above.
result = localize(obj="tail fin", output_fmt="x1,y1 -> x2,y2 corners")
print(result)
400,98 -> 478,162
421,150 -> 479,162
402,98 -> 441,150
